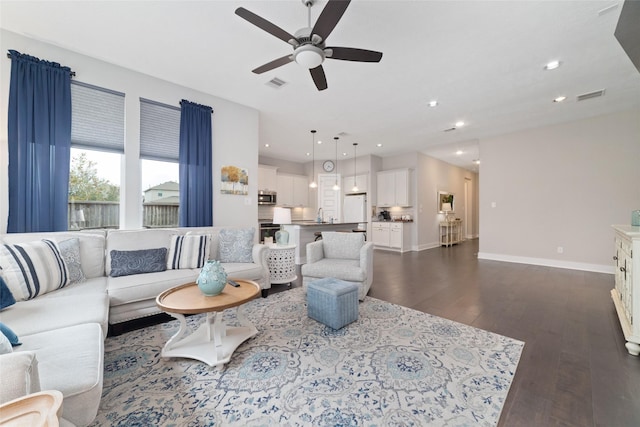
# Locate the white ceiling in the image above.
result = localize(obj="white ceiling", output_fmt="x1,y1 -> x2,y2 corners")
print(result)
2,1 -> 639,172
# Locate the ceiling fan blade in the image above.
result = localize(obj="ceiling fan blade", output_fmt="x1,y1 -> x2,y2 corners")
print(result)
326,47 -> 383,62
312,0 -> 351,42
310,66 -> 328,91
235,7 -> 298,45
252,55 -> 294,74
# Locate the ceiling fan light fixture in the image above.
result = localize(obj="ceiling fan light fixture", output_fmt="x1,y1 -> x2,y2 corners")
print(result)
294,45 -> 325,69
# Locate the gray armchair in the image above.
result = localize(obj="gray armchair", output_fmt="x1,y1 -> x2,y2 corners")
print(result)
301,232 -> 374,301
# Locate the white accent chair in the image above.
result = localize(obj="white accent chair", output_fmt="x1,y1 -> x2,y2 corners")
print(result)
301,232 -> 374,301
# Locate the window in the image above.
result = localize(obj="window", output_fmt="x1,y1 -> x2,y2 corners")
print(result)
140,98 -> 180,228
69,82 -> 125,230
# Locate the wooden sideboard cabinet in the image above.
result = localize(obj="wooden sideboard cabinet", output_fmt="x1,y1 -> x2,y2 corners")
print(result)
611,225 -> 640,356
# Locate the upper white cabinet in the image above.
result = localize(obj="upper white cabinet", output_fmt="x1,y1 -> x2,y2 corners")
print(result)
376,169 -> 411,207
258,165 -> 278,191
277,173 -> 309,207
344,174 -> 368,194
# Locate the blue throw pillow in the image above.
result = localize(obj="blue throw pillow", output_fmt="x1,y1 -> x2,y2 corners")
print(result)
0,276 -> 16,310
110,248 -> 168,278
0,322 -> 21,346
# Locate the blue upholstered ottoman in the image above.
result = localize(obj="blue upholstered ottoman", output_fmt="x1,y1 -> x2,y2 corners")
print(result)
307,277 -> 359,329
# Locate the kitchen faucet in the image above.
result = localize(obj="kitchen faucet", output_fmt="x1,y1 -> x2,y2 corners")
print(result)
317,208 -> 323,223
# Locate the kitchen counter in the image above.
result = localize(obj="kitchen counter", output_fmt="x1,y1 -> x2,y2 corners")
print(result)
372,220 -> 414,223
283,222 -> 361,264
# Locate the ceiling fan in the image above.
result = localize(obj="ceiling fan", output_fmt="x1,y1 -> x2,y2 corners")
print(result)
235,0 -> 383,91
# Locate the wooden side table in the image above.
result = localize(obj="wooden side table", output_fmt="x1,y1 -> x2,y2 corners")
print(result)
267,244 -> 297,285
0,390 -> 63,426
439,220 -> 463,247
156,280 -> 260,367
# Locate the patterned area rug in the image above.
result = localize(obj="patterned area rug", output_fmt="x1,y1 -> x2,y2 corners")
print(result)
92,288 -> 524,426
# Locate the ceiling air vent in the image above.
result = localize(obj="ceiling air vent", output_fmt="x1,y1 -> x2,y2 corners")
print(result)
577,89 -> 605,101
443,127 -> 456,132
266,77 -> 287,89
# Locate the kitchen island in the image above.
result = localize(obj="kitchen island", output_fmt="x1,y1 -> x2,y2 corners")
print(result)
283,222 -> 361,264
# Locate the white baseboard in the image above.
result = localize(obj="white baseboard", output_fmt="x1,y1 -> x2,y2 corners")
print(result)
477,252 -> 614,274
414,242 -> 441,251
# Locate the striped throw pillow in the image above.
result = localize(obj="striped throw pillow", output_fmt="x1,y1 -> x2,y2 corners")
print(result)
167,234 -> 211,270
0,239 -> 70,301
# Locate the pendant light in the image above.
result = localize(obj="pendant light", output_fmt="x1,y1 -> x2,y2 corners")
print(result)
332,136 -> 340,191
309,130 -> 317,188
351,143 -> 359,192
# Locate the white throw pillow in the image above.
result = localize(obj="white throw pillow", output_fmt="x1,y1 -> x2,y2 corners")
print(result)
0,331 -> 12,355
166,234 -> 211,269
0,239 -> 70,301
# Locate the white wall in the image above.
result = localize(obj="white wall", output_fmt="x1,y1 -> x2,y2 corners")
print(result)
0,30 -> 260,233
479,108 -> 640,273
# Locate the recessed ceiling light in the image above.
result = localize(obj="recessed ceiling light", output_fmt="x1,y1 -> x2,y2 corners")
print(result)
428,100 -> 438,107
553,96 -> 567,103
455,121 -> 465,127
473,159 -> 481,165
306,152 -> 310,156
544,60 -> 561,70
317,140 -> 322,144
342,152 -> 348,156
456,150 -> 463,155
264,144 -> 270,147
377,143 -> 383,147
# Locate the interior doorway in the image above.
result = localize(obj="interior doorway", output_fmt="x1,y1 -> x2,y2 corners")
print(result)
464,178 -> 473,239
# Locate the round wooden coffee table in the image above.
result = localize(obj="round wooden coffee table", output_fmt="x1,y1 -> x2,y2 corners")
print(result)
156,279 -> 260,367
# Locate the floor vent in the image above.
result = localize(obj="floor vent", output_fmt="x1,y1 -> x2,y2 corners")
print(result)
577,89 -> 605,101
266,77 -> 287,88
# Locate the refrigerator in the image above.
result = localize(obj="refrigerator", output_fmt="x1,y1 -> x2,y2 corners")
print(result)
343,194 -> 367,227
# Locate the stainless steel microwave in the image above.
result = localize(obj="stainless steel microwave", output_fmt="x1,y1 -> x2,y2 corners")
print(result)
258,191 -> 277,205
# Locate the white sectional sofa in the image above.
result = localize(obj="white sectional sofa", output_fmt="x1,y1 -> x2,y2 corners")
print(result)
0,226 -> 269,426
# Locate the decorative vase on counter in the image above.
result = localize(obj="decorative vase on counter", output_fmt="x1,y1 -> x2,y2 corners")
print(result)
196,260 -> 228,296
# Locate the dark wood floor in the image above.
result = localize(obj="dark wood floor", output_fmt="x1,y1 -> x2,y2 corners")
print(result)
279,239 -> 640,427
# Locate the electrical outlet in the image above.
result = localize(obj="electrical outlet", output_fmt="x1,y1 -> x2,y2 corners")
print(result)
557,246 -> 564,254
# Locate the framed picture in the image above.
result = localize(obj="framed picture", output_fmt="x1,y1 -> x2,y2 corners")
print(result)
438,191 -> 454,213
221,165 -> 248,195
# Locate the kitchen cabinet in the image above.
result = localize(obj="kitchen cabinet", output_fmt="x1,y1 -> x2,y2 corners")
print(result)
344,174 -> 368,194
277,174 -> 309,207
372,221 -> 412,252
372,222 -> 390,247
376,169 -> 411,207
611,225 -> 640,356
258,165 -> 278,191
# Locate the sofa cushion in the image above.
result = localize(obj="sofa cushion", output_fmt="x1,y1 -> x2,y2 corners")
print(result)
321,232 -> 364,260
218,228 -> 254,263
109,248 -> 167,277
0,239 -> 70,301
58,238 -> 86,284
0,292 -> 110,337
108,268 -> 201,307
18,323 -> 104,427
0,351 -> 41,403
301,258 -> 365,282
0,276 -> 16,310
167,234 -> 210,269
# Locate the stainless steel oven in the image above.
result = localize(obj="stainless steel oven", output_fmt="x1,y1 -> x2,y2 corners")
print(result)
258,191 -> 277,205
259,222 -> 280,243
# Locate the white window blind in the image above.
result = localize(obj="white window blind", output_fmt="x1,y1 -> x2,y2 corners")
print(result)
71,81 -> 125,153
140,98 -> 180,162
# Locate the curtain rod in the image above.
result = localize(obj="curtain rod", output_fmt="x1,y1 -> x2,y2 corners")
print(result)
6,52 -> 76,77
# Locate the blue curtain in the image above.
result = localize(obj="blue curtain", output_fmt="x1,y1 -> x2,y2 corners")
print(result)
179,100 -> 213,227
7,50 -> 72,233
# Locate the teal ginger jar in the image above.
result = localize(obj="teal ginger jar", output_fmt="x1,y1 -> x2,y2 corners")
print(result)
196,260 -> 228,296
